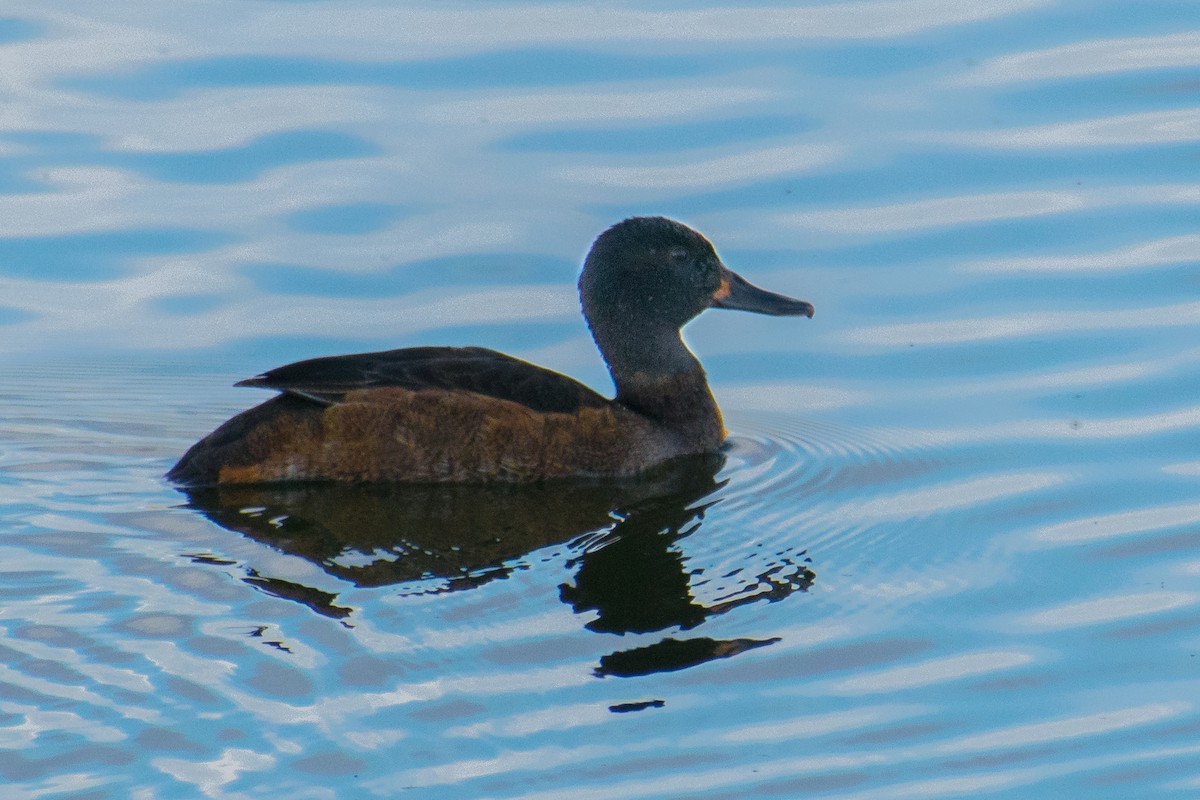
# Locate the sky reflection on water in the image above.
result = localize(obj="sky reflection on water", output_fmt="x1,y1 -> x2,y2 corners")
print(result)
2,0 -> 1200,798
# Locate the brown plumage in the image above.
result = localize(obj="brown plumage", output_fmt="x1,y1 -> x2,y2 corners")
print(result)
167,216 -> 813,486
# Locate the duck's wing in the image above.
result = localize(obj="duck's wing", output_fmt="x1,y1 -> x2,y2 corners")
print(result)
235,346 -> 611,414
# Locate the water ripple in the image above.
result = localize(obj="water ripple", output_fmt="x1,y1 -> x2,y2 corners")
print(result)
4,1 -> 1200,797
1032,501 -> 1200,545
962,31 -> 1200,84
1030,591 -> 1198,628
828,650 -> 1036,694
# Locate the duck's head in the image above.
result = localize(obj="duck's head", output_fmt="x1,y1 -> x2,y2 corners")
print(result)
579,216 -> 813,343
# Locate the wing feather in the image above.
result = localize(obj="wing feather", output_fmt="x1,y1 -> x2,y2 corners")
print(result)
235,346 -> 610,415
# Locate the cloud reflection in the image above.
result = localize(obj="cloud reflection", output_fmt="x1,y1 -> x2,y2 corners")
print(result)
830,650 -> 1034,694
1028,592 -> 1196,628
834,472 -> 1065,522
558,142 -> 841,190
163,1 -> 1059,60
0,274 -> 576,353
1033,502 -> 1200,544
780,190 -> 1087,234
426,84 -> 773,127
935,702 -> 1188,753
933,108 -> 1200,149
964,234 -> 1200,273
962,31 -> 1200,85
778,184 -> 1200,236
845,301 -> 1200,347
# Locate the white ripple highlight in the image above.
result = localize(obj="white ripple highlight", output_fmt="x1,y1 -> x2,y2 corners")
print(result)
936,108 -> 1200,149
558,143 -> 842,190
828,650 -> 1034,694
0,279 -> 579,354
961,31 -> 1200,85
153,749 -> 276,798
426,84 -> 772,127
1033,502 -> 1200,544
935,702 -> 1189,753
718,704 -> 925,743
782,190 -> 1085,234
879,403 -> 1200,451
835,471 -> 1066,521
844,301 -> 1200,347
384,743 -> 617,791
723,383 -> 871,412
446,702 -> 609,739
777,184 -> 1200,235
964,234 -> 1200,274
53,0 -> 1058,63
1028,592 -> 1197,628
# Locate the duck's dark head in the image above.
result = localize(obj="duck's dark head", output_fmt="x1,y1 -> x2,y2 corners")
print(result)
579,217 -> 813,369
578,216 -> 812,433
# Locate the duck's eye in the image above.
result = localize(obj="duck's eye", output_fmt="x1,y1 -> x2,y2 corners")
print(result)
668,246 -> 690,263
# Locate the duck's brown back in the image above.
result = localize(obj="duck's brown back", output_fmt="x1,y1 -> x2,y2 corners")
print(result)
167,387 -> 684,485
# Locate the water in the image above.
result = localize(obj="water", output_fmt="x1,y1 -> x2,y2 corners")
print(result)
3,1 -> 1200,797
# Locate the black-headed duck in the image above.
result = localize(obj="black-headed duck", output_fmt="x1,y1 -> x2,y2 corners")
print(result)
167,216 -> 813,485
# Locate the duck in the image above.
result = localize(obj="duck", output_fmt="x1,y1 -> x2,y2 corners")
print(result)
167,216 -> 813,486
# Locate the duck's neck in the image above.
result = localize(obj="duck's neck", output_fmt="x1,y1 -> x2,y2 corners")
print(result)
592,324 -> 724,447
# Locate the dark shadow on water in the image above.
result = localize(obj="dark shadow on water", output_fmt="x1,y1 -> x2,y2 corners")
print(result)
178,453 -> 815,676
596,636 -> 781,678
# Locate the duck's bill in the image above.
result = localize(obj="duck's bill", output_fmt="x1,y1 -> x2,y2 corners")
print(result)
710,267 -> 814,318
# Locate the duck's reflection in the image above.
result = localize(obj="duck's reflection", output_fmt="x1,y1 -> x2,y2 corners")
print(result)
180,454 -> 814,676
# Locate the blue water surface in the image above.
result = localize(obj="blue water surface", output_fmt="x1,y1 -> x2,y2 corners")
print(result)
2,1 -> 1200,797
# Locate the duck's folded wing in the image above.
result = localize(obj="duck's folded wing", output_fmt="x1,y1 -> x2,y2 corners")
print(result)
235,346 -> 610,415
